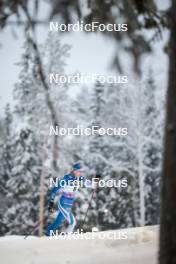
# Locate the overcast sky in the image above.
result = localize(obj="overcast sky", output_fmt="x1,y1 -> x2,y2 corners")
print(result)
0,0 -> 170,116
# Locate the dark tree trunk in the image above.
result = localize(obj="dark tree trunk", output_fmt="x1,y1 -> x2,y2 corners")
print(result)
159,1 -> 176,264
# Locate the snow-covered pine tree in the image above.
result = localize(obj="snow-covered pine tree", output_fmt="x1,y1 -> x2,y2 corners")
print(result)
71,82 -> 107,231
0,104 -> 14,235
13,32 -> 72,176
143,70 -> 162,225
98,83 -> 138,229
3,125 -> 42,235
128,69 -> 163,227
8,33 -> 73,234
73,73 -> 163,230
72,81 -> 136,231
84,81 -> 107,230
0,105 -> 13,194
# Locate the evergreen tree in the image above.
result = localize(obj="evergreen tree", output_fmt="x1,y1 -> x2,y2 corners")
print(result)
73,73 -> 163,231
0,104 -> 13,194
85,81 -> 107,230
3,33 -> 73,235
74,82 -> 135,231
127,70 -> 163,226
143,70 -> 162,225
3,126 -> 42,235
103,83 -> 138,228
13,32 -> 72,176
0,104 -> 13,235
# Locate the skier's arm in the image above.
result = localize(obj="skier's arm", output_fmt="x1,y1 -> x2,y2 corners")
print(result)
50,186 -> 61,201
48,186 -> 61,212
50,175 -> 69,201
48,177 -> 66,212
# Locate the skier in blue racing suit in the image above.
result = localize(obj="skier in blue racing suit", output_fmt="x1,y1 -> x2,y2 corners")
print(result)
46,163 -> 86,236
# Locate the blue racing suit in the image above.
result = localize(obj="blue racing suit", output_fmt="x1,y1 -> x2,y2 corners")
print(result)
46,173 -> 84,235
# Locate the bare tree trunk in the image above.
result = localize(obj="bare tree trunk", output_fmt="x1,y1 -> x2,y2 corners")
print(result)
159,2 -> 176,263
22,6 -> 59,176
30,37 -> 60,176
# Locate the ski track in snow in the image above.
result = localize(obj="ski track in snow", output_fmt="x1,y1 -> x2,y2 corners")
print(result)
0,225 -> 159,264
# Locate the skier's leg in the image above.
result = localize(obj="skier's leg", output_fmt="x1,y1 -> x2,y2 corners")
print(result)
65,212 -> 76,233
58,198 -> 76,233
46,196 -> 72,236
46,210 -> 65,236
58,200 -> 71,220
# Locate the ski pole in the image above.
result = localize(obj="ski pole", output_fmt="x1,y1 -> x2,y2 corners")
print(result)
81,189 -> 96,230
24,209 -> 51,239
81,174 -> 101,230
24,218 -> 43,239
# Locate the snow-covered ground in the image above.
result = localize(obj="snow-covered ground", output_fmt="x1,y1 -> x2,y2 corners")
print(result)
0,225 -> 159,264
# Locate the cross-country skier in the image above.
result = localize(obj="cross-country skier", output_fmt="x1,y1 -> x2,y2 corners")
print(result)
46,163 -> 87,236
